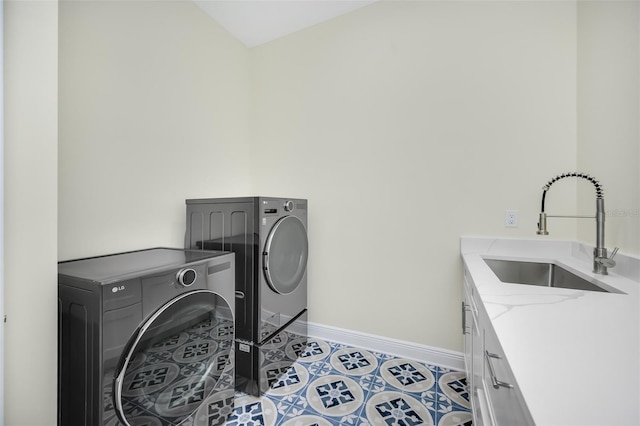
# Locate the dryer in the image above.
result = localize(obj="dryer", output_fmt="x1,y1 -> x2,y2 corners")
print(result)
58,248 -> 235,426
185,197 -> 308,396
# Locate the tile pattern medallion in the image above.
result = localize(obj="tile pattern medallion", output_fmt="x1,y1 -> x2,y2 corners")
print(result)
102,333 -> 471,425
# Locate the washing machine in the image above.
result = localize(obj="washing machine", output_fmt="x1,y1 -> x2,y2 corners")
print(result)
185,197 -> 308,396
58,248 -> 236,426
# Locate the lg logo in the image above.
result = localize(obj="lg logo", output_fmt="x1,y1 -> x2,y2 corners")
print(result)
111,285 -> 126,293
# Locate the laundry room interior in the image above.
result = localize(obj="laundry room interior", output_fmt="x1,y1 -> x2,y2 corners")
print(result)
4,0 -> 640,424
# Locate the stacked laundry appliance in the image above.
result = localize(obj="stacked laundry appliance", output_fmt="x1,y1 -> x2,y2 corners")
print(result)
185,197 -> 308,396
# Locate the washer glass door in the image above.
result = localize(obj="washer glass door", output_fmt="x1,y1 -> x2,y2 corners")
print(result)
263,215 -> 309,294
114,290 -> 234,426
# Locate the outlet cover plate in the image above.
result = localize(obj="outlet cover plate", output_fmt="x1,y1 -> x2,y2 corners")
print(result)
505,210 -> 519,227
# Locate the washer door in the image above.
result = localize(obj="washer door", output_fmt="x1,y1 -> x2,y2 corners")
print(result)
114,290 -> 234,426
263,215 -> 309,295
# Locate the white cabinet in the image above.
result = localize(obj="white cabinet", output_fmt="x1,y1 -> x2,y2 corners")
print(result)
463,266 -> 533,426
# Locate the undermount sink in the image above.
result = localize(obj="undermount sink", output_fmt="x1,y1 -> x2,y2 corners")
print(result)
483,258 -> 619,293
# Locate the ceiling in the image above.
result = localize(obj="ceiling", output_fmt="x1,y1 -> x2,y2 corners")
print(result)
193,0 -> 378,47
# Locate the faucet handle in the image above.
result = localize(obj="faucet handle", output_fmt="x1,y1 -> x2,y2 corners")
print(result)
597,247 -> 618,269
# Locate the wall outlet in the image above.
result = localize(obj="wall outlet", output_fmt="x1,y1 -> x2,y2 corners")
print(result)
505,210 -> 519,227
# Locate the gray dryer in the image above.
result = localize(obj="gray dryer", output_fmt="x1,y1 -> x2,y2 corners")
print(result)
185,197 -> 308,396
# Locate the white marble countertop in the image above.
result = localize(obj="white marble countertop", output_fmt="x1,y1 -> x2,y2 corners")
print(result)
461,237 -> 640,426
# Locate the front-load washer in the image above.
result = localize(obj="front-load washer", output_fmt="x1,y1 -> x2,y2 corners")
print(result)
58,247 -> 235,426
185,197 -> 308,396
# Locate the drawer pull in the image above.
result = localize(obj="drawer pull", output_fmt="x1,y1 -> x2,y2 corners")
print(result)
461,302 -> 466,334
485,350 -> 514,389
461,302 -> 471,335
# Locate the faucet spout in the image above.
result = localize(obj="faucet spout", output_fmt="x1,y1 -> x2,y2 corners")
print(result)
536,172 -> 615,275
593,197 -> 612,274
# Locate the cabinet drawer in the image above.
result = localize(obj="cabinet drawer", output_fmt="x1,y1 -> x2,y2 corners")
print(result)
483,330 -> 531,425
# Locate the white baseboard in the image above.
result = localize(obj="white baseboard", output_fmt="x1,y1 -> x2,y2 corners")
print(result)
307,322 -> 465,372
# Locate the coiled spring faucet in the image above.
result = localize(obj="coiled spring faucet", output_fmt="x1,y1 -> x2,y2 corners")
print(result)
537,172 -> 618,275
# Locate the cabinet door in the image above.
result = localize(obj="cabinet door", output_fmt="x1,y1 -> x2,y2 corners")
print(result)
463,271 -> 478,376
464,273 -> 490,426
462,287 -> 473,373
472,314 -> 492,426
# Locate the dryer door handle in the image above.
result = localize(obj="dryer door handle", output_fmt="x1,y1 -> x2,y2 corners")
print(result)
262,251 -> 269,271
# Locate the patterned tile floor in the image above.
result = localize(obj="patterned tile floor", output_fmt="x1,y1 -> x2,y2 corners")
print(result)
229,337 -> 472,426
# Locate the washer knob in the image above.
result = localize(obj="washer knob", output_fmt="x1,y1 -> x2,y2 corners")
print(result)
283,200 -> 294,212
176,268 -> 197,287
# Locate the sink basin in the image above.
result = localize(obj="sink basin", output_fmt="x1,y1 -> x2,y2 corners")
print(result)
483,259 -> 617,293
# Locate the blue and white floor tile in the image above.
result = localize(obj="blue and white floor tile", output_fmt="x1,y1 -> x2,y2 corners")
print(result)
231,337 -> 472,426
